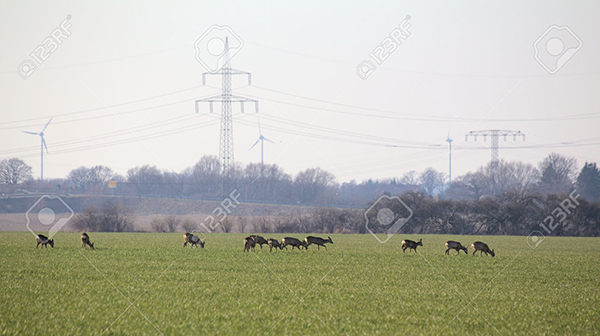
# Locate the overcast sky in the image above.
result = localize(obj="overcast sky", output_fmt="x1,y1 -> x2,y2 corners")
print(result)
1,1 -> 598,184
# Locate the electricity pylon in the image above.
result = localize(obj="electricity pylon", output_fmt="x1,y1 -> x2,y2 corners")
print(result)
465,129 -> 525,194
195,37 -> 258,195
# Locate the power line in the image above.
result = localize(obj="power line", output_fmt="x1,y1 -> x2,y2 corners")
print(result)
0,86 -> 212,130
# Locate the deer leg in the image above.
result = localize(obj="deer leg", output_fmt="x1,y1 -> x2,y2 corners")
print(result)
324,245 -> 327,251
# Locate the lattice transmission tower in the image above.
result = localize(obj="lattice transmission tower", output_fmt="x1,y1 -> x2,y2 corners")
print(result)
195,38 -> 258,195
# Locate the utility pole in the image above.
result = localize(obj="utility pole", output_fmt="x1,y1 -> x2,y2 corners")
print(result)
195,37 -> 258,195
465,129 -> 525,194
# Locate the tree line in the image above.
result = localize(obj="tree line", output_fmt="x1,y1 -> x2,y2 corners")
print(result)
3,150 -> 595,236
1,152 -> 599,206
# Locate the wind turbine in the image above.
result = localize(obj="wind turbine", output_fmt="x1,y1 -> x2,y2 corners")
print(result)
23,118 -> 52,181
446,131 -> 453,184
249,118 -> 275,168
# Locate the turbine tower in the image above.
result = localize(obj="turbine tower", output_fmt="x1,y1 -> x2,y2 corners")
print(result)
23,118 -> 52,181
249,118 -> 275,169
446,133 -> 452,184
465,129 -> 525,193
195,37 -> 258,195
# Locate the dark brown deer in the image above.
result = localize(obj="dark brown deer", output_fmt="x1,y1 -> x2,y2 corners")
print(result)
244,236 -> 256,252
267,238 -> 282,252
445,240 -> 467,255
304,236 -> 333,250
401,238 -> 422,253
183,233 -> 205,248
472,241 -> 495,257
81,233 -> 94,249
35,234 -> 54,248
281,237 -> 307,251
249,235 -> 268,249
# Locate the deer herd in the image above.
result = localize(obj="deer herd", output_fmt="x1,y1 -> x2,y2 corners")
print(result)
34,232 -> 495,257
401,238 -> 495,257
243,235 -> 334,252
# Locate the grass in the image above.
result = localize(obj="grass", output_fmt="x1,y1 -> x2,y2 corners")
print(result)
0,232 -> 599,335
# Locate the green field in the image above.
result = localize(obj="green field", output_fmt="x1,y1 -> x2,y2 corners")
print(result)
1,232 -> 598,335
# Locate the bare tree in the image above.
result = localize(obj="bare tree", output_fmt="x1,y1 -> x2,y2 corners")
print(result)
294,167 -> 338,204
495,160 -> 540,195
0,158 -> 33,185
71,201 -> 134,232
163,171 -> 184,197
185,155 -> 221,196
151,218 -> 167,232
164,215 -> 180,232
181,218 -> 197,232
221,217 -> 233,233
254,216 -> 273,233
67,165 -> 116,191
127,165 -> 163,195
88,165 -> 115,185
538,153 -> 578,195
419,167 -> 447,195
100,201 -> 135,232
400,170 -> 419,185
67,166 -> 89,187
236,216 -> 249,233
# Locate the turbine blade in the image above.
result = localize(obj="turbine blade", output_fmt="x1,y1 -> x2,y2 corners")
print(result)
42,137 -> 49,153
22,131 -> 39,135
263,137 -> 276,144
249,138 -> 261,150
41,117 -> 53,133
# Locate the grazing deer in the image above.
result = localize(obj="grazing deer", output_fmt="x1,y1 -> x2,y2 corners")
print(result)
445,240 -> 467,255
304,236 -> 333,250
81,233 -> 94,249
249,235 -> 269,249
183,233 -> 205,248
472,241 -> 495,257
35,234 -> 54,248
401,238 -> 422,253
267,238 -> 282,252
281,237 -> 307,251
244,236 -> 256,252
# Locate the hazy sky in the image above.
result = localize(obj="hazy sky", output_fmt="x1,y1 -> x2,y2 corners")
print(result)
1,1 -> 598,184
